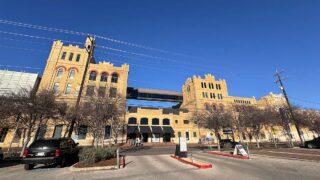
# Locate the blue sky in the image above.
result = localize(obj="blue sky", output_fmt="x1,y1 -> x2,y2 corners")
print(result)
0,0 -> 319,109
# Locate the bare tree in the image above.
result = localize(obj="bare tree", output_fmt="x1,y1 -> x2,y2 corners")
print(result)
79,89 -> 125,147
193,107 -> 233,150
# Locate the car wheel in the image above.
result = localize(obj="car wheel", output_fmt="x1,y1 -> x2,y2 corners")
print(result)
24,164 -> 34,170
307,144 -> 315,149
57,157 -> 65,168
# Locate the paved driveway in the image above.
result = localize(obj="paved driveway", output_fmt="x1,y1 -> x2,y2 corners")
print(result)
0,152 -> 319,180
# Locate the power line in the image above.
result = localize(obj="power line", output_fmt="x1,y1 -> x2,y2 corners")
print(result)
0,19 -> 212,61
288,96 -> 320,105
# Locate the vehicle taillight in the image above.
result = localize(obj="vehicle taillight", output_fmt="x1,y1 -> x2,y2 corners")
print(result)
23,149 -> 28,158
55,149 -> 60,157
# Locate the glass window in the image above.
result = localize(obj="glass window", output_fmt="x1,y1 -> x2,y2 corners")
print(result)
193,132 -> 197,138
0,128 -> 8,142
140,118 -> 148,125
52,125 -> 63,139
202,92 -> 205,98
204,83 -> 207,88
65,84 -> 72,94
128,117 -> 137,124
111,73 -> 118,83
78,125 -> 87,140
69,52 -> 74,61
76,54 -> 81,62
36,125 -> 47,140
163,118 -> 170,125
175,120 -> 178,124
13,128 -> 23,143
186,132 -> 190,140
86,86 -> 95,96
104,126 -> 112,139
56,68 -> 63,78
152,118 -> 159,125
61,52 -> 66,60
98,87 -> 106,97
100,72 -> 108,82
183,120 -> 190,124
53,83 -> 59,93
205,103 -> 210,110
89,71 -> 97,81
212,104 -> 217,111
109,87 -> 117,98
69,70 -> 75,79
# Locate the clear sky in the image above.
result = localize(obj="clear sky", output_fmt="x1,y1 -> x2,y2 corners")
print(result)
0,0 -> 319,109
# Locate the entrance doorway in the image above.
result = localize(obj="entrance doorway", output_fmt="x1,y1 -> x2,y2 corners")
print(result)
163,133 -> 171,142
142,133 -> 149,142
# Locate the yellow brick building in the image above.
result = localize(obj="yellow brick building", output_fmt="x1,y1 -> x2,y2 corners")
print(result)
0,38 -> 315,149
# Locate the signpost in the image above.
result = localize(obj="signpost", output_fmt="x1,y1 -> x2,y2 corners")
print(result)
175,137 -> 188,158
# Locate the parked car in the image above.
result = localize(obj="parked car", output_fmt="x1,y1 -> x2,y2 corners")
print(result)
304,137 -> 320,149
0,147 -> 3,161
22,138 -> 79,170
219,139 -> 239,149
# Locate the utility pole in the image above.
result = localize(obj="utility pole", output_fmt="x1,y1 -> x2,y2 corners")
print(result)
274,70 -> 304,144
67,36 -> 96,138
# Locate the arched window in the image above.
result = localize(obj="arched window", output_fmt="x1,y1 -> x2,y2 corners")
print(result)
152,118 -> 159,125
111,73 -> 119,83
205,103 -> 210,111
212,104 -> 217,111
100,72 -> 108,82
56,68 -> 63,78
163,118 -> 170,125
89,71 -> 97,81
68,69 -> 75,79
220,104 -> 224,111
128,117 -> 137,125
140,118 -> 148,125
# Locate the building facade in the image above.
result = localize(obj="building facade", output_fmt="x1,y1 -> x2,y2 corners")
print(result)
0,38 -> 315,149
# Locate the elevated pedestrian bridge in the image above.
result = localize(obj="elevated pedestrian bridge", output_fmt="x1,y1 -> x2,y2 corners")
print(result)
126,87 -> 183,102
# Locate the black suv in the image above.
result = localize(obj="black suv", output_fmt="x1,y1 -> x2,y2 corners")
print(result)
304,137 -> 320,149
219,139 -> 239,148
22,138 -> 79,170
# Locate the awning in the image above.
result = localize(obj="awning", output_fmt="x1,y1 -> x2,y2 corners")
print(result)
127,126 -> 139,134
140,126 -> 151,133
163,126 -> 174,134
151,126 -> 163,134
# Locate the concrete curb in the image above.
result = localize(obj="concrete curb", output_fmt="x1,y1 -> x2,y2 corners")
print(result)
207,151 -> 249,160
69,163 -> 117,172
170,155 -> 213,169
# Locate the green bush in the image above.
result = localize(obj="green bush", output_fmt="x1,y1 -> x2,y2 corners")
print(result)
79,147 -> 117,165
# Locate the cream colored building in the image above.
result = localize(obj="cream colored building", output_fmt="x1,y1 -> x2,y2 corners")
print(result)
0,38 -> 315,149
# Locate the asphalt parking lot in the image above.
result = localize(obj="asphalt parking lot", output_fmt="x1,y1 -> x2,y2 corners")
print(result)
0,148 -> 320,180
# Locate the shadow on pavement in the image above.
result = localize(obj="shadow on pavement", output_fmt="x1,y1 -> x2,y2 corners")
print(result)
0,160 -> 21,168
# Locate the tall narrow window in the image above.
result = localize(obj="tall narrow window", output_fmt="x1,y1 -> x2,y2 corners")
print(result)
104,126 -> 112,139
205,103 -> 210,110
61,52 -> 66,60
52,125 -> 63,139
56,68 -> 63,78
86,86 -> 95,96
78,125 -> 87,140
0,128 -> 8,142
110,87 -> 117,98
100,72 -> 108,82
36,125 -> 47,140
111,73 -> 118,83
186,132 -> 190,140
65,84 -> 72,94
202,92 -> 206,98
69,52 -> 74,61
204,83 -> 207,88
89,71 -> 97,81
69,70 -> 75,79
212,104 -> 217,111
53,83 -> 59,93
13,128 -> 22,143
98,87 -> 106,97
76,54 -> 81,62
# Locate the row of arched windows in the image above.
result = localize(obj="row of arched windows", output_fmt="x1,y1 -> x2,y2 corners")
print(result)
89,71 -> 119,83
128,118 -> 170,125
56,67 -> 77,80
204,103 -> 224,111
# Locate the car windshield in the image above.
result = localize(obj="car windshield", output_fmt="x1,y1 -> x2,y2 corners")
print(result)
29,140 -> 60,148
